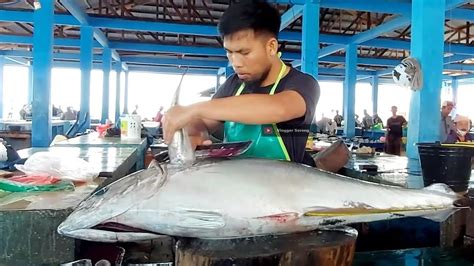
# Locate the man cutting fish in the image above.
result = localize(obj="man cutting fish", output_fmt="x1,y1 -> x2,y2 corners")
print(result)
162,1 -> 320,165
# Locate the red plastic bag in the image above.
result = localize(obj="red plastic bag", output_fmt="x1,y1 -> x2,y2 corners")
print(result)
9,175 -> 61,185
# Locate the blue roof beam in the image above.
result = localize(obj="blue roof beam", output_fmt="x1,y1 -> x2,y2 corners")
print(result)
456,73 -> 474,80
319,44 -> 345,58
122,62 -> 128,72
60,0 -> 120,61
0,35 -> 474,66
280,5 -> 304,31
308,0 -> 469,60
128,65 -> 218,76
121,56 -> 227,68
0,5 -> 473,41
350,16 -> 411,44
319,0 -> 411,15
0,50 -> 103,61
443,54 -> 474,64
1,9 -> 474,44
447,8 -> 474,21
4,56 -> 29,66
312,15 -> 411,61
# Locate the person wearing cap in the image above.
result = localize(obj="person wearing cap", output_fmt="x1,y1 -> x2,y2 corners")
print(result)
440,101 -> 455,143
444,115 -> 472,143
161,1 -> 320,166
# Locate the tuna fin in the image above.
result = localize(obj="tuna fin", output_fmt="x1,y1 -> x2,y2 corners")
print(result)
422,183 -> 456,196
174,210 -> 225,229
58,228 -> 164,243
256,212 -> 299,223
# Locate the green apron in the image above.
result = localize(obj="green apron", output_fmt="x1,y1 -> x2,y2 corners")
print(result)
223,61 -> 291,161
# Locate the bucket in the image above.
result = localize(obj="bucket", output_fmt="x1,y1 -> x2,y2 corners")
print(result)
417,143 -> 473,193
120,115 -> 142,139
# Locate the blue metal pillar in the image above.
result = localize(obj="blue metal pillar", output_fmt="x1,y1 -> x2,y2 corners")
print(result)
32,0 -> 54,147
451,78 -> 459,105
301,2 -> 319,77
407,0 -> 446,159
101,48 -> 111,124
0,56 -> 4,119
28,64 -> 33,103
79,26 -> 93,131
123,71 -> 129,114
115,63 -> 122,122
372,75 -> 379,114
343,44 -> 357,138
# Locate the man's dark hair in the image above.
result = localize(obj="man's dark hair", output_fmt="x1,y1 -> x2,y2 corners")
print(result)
218,1 -> 281,39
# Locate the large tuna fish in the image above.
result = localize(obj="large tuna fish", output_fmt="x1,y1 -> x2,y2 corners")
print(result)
57,70 -> 466,243
57,158 -> 466,242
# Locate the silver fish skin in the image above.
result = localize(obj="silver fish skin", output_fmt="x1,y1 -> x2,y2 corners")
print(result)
58,158 -> 463,242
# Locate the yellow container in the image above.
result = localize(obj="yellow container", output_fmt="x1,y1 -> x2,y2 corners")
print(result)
306,136 -> 314,149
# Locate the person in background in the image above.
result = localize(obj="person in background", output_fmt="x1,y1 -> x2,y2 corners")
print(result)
327,119 -> 337,135
154,106 -> 164,138
316,114 -> 331,134
132,105 -> 139,115
154,106 -> 164,123
440,100 -> 455,143
373,113 -> 383,127
19,104 -> 32,120
385,106 -> 407,155
52,105 -> 63,117
334,110 -> 343,127
362,109 -> 373,130
61,106 -> 76,120
444,115 -> 472,143
354,114 -> 362,127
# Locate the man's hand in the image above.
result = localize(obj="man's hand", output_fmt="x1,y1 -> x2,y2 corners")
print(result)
189,136 -> 213,150
162,105 -> 197,144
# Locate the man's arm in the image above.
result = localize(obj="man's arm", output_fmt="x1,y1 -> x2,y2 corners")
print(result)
193,90 -> 306,124
162,90 -> 306,143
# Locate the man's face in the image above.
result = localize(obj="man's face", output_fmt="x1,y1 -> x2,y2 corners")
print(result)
456,120 -> 470,132
223,29 -> 276,83
391,107 -> 397,114
442,105 -> 453,116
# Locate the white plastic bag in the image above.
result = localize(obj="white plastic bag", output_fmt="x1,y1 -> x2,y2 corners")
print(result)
15,152 -> 99,182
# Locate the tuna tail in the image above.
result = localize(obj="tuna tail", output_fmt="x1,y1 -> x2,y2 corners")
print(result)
422,183 -> 457,196
168,68 -> 195,168
422,182 -> 471,207
386,183 -> 469,222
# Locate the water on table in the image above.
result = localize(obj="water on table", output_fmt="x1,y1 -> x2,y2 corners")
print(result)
353,247 -> 474,266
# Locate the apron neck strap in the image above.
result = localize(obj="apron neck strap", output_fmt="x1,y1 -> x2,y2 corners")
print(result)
235,60 -> 287,96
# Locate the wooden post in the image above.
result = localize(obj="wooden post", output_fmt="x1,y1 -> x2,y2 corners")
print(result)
464,208 -> 474,246
175,228 -> 357,266
440,209 -> 468,247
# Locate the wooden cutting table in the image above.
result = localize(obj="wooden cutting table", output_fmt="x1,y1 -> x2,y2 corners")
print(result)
0,145 -> 141,265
